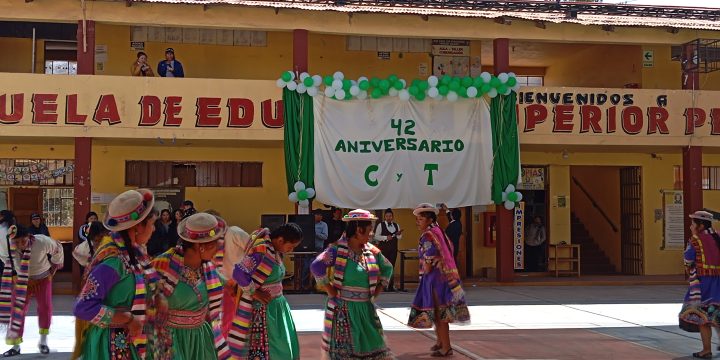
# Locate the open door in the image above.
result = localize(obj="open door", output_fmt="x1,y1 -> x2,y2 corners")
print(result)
8,188 -> 42,227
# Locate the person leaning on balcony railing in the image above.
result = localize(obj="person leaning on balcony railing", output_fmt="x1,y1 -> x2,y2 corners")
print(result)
157,48 -> 185,78
131,51 -> 155,77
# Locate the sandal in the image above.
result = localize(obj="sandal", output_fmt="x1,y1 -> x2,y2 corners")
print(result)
431,349 -> 454,357
39,345 -> 50,354
2,349 -> 20,357
430,344 -> 442,351
693,352 -> 712,359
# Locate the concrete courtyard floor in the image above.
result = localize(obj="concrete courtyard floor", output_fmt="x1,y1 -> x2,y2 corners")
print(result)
7,284 -> 709,359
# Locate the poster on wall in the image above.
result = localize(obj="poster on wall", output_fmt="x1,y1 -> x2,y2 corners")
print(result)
663,190 -> 685,249
433,56 -> 469,77
518,167 -> 546,190
514,202 -> 526,270
313,96 -> 494,209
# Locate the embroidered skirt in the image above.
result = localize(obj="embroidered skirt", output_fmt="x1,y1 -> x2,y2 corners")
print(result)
324,293 -> 394,360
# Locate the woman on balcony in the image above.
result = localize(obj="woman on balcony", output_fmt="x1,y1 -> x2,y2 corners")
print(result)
151,212 -> 230,360
131,52 -> 155,77
679,210 -> 720,359
311,209 -> 394,360
73,189 -> 160,360
408,203 -> 470,357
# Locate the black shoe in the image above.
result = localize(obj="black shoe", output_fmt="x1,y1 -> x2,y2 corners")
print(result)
39,345 -> 50,354
2,349 -> 20,357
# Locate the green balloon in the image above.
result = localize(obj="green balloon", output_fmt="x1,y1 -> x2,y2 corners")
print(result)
438,85 -> 449,96
370,77 -> 380,87
498,84 -> 509,95
473,77 -> 484,87
449,81 -> 460,91
459,87 -> 468,98
415,92 -> 426,101
462,76 -> 473,88
281,71 -> 292,82
297,189 -> 308,201
342,80 -> 352,90
441,75 -> 452,85
379,79 -> 390,90
303,77 -> 314,87
418,81 -> 429,91
507,77 -> 517,87
408,86 -> 419,96
508,192 -> 518,202
345,91 -> 353,100
490,76 -> 501,88
481,83 -> 492,94
388,75 -> 398,84
371,88 -> 382,99
393,81 -> 404,90
359,80 -> 370,90
380,87 -> 389,95
324,75 -> 333,86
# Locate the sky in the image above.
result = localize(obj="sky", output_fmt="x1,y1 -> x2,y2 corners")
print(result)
601,0 -> 720,8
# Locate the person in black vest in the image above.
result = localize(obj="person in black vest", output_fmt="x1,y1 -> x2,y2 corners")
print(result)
373,208 -> 402,291
326,207 -> 346,247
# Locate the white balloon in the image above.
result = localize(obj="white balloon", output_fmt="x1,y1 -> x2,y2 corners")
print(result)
503,88 -> 512,96
312,75 -> 322,87
505,184 -> 516,193
480,72 -> 492,83
502,192 -> 508,202
335,89 -> 346,99
297,83 -> 307,94
488,88 -> 498,98
504,200 -> 515,210
398,89 -> 411,101
333,71 -> 344,80
306,188 -> 316,198
389,88 -> 399,97
516,192 -> 523,202
349,86 -> 360,96
400,79 -> 407,87
447,91 -> 459,102
294,181 -> 306,192
358,76 -> 369,83
332,79 -> 343,90
288,192 -> 298,203
307,86 -> 319,97
508,72 -> 517,78
357,91 -> 368,100
513,84 -> 521,92
276,78 -> 286,88
299,199 -> 310,208
427,75 -> 439,87
286,81 -> 297,91
428,87 -> 439,98
324,87 -> 336,97
467,86 -> 478,98
299,72 -> 310,81
351,80 -> 358,86
498,73 -> 509,84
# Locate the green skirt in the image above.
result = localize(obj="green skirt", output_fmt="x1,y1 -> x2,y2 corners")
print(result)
327,299 -> 392,360
81,326 -> 139,360
247,295 -> 300,359
170,322 -> 218,360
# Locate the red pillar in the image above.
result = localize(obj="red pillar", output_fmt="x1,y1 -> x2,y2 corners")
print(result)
493,38 -> 514,282
76,20 -> 95,75
682,42 -> 703,242
72,138 -> 92,292
293,29 -> 309,74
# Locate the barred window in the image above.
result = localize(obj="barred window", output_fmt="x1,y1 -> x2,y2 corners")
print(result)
126,161 -> 262,188
673,165 -> 720,190
42,188 -> 74,227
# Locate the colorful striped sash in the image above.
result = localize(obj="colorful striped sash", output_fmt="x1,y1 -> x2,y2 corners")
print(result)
0,232 -> 33,343
321,236 -> 380,351
228,229 -> 277,358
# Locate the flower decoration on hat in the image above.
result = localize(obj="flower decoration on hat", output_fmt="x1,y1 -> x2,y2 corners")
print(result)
502,184 -> 523,210
288,181 -> 315,208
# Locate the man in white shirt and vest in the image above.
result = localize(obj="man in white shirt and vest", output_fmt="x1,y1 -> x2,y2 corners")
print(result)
0,225 -> 64,357
373,208 -> 402,291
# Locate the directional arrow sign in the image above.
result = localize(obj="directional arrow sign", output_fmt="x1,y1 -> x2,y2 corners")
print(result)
643,50 -> 654,68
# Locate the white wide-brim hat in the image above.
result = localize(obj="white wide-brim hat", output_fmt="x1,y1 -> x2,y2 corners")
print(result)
177,212 -> 227,243
689,210 -> 715,222
103,189 -> 156,232
413,203 -> 439,217
342,209 -> 378,222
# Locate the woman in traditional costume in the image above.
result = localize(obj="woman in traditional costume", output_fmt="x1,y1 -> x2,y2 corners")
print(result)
151,212 -> 230,360
679,210 -> 720,359
228,223 -> 303,359
73,189 -> 160,360
311,209 -> 394,360
408,203 -> 471,357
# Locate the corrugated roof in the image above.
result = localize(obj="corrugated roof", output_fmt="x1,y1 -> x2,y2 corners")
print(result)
136,0 -> 720,30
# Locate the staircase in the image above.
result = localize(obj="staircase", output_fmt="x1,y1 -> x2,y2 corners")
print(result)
571,213 -> 617,275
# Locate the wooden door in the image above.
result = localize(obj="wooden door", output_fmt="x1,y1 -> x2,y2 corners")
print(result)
620,167 -> 644,275
8,188 -> 42,227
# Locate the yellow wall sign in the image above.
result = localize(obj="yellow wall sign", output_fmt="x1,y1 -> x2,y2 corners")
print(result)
0,73 -> 284,140
518,87 -> 720,146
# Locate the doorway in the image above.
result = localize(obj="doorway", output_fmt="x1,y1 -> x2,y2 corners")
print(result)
517,166 -> 549,273
620,167 -> 644,275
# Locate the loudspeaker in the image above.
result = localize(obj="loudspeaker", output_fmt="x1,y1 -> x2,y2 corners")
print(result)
260,214 -> 286,232
287,214 -> 316,251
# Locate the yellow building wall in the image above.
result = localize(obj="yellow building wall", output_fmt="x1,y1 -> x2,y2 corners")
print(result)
642,44 -> 720,91
94,23 -> 293,80
90,142 -> 294,232
544,44 -> 643,88
0,37 -> 45,74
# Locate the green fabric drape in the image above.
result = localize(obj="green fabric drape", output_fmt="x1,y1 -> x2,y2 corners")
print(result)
283,88 -> 315,194
490,92 -> 521,204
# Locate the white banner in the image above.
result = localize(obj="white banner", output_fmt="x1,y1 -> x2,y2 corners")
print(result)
313,97 -> 493,209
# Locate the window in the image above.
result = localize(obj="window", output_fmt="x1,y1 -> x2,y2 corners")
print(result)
42,188 -> 74,227
126,161 -> 263,188
515,76 -> 544,87
0,159 -> 74,186
673,166 -> 720,190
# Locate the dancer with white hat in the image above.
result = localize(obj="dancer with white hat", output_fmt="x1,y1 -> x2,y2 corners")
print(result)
408,203 -> 470,358
311,209 -> 395,360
